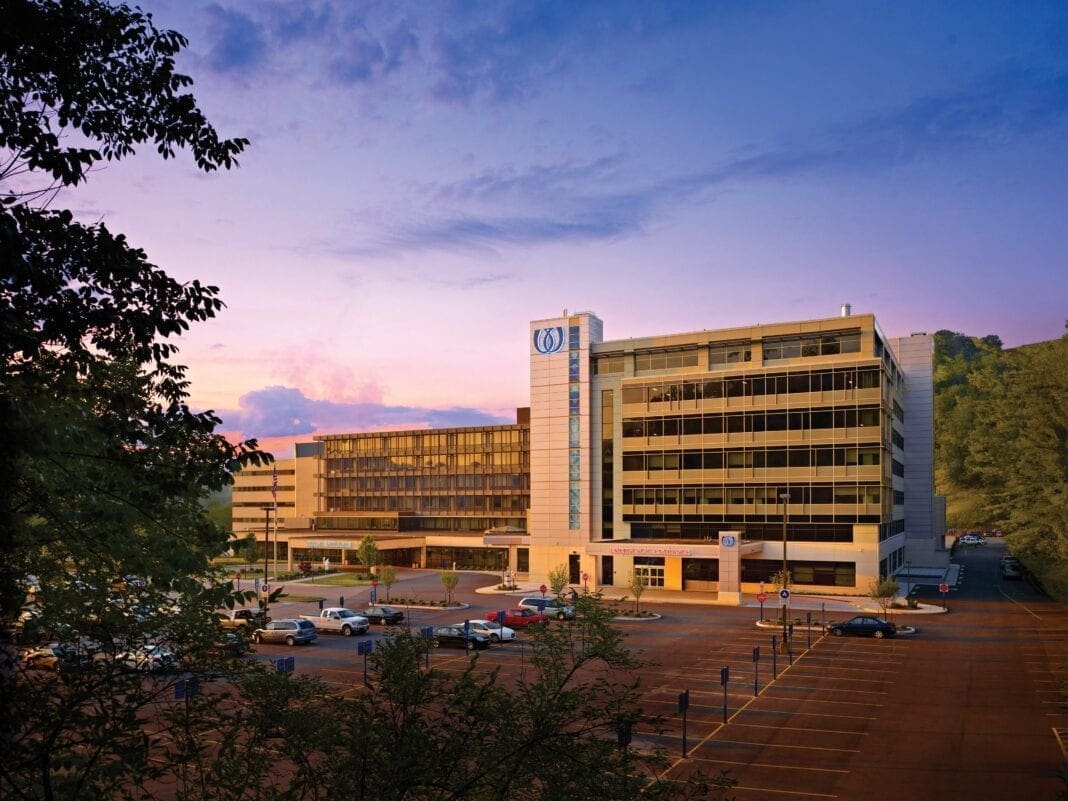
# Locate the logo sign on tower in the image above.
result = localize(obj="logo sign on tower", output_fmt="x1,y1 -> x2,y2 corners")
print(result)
532,327 -> 565,354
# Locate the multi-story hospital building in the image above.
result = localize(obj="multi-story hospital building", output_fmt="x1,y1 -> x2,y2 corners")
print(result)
232,308 -> 943,598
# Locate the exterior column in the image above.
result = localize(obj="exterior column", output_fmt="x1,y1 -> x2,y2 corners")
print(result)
717,531 -> 743,605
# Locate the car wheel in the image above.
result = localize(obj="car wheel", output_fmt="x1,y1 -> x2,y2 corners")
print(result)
873,630 -> 885,639
432,640 -> 440,648
342,625 -> 352,636
490,634 -> 500,643
285,636 -> 295,646
831,628 -> 844,637
557,611 -> 565,620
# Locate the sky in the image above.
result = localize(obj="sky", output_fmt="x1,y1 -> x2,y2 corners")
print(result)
62,0 -> 1068,456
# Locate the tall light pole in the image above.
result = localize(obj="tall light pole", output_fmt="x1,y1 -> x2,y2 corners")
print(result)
261,505 -> 272,620
780,491 -> 790,635
779,491 -> 791,586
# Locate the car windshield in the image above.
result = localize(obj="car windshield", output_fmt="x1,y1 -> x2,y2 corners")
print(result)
337,610 -> 358,618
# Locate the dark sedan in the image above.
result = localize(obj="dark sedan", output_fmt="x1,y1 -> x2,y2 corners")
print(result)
364,605 -> 405,625
826,615 -> 897,638
431,625 -> 491,650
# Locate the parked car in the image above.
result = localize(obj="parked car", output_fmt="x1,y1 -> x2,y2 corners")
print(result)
488,607 -> 550,628
364,605 -> 405,625
300,607 -> 370,635
22,642 -> 90,672
826,616 -> 897,639
253,619 -> 318,646
518,597 -> 576,620
959,534 -> 985,546
217,608 -> 266,630
117,644 -> 176,672
1001,562 -> 1023,580
432,625 -> 491,650
461,619 -> 516,643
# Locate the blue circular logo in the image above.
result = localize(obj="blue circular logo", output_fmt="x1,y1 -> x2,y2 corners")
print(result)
533,326 -> 565,354
721,535 -> 737,547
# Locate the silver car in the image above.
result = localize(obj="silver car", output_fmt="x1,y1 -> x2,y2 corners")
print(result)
253,619 -> 317,646
461,619 -> 517,643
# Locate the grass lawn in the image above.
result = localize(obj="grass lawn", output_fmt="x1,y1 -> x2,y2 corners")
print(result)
302,573 -> 374,587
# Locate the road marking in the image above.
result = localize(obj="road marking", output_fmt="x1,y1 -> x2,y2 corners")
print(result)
688,756 -> 847,774
728,721 -> 868,736
711,738 -> 860,753
1053,729 -> 1068,760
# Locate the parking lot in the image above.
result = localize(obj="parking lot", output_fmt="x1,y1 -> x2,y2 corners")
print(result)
250,541 -> 1068,800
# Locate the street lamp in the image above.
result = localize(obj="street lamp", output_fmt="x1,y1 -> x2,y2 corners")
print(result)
261,505 -> 272,620
780,491 -> 790,638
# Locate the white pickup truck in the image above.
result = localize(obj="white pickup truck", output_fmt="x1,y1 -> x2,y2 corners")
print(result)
300,607 -> 370,636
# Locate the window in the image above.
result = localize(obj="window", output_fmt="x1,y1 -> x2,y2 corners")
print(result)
595,354 -> 626,374
709,341 -> 752,365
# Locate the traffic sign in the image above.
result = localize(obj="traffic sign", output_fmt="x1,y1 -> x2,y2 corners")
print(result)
372,578 -> 379,587
779,589 -> 790,601
369,588 -> 377,603
757,592 -> 767,603
539,584 -> 547,595
939,583 -> 949,593
582,572 -> 589,582
260,583 -> 270,595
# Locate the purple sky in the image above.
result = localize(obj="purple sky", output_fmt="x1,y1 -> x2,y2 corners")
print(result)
62,1 -> 1068,455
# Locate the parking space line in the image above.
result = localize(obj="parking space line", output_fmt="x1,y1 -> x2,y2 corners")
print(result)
730,783 -> 837,798
709,739 -> 859,753
767,684 -> 889,696
688,756 -> 848,774
734,708 -> 876,722
728,721 -> 868,736
757,692 -> 884,708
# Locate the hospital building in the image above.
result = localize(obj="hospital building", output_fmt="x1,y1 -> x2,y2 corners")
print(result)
232,307 -> 943,598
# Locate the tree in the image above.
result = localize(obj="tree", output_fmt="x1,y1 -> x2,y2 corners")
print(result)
439,569 -> 459,606
627,570 -> 648,615
548,563 -> 570,597
134,594 -> 734,800
357,536 -> 380,573
869,576 -> 900,620
1,3 -> 262,798
378,564 -> 397,601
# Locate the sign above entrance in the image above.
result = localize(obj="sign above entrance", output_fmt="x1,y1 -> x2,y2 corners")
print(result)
720,535 -> 737,548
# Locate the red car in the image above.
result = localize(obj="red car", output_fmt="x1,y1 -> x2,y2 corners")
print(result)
487,607 -> 550,628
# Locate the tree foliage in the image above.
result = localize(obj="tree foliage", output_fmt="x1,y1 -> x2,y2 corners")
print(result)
439,569 -> 459,605
868,577 -> 900,619
934,330 -> 1068,595
548,563 -> 570,596
1,2 -> 263,798
357,536 -> 380,570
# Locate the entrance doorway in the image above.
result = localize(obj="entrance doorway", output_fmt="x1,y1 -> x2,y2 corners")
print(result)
568,554 -> 581,584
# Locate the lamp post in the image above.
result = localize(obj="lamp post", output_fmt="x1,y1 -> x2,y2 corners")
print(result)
780,491 -> 790,636
261,505 -> 272,620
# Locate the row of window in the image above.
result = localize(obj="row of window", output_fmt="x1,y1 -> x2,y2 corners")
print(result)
316,516 -> 526,532
325,452 -> 527,472
326,495 -> 528,513
678,558 -> 857,587
762,331 -> 862,360
621,446 -> 882,471
324,474 -> 527,492
321,428 -> 527,455
234,484 -> 295,493
622,406 -> 882,437
593,330 -> 864,375
620,366 -> 882,405
626,521 -> 857,542
621,484 -> 883,506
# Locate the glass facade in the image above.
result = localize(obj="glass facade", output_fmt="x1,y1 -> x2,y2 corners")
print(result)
317,424 -> 529,533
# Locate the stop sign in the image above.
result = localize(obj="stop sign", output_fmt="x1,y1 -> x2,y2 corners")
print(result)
372,578 -> 378,587
757,592 -> 767,603
939,583 -> 949,593
539,584 -> 547,594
